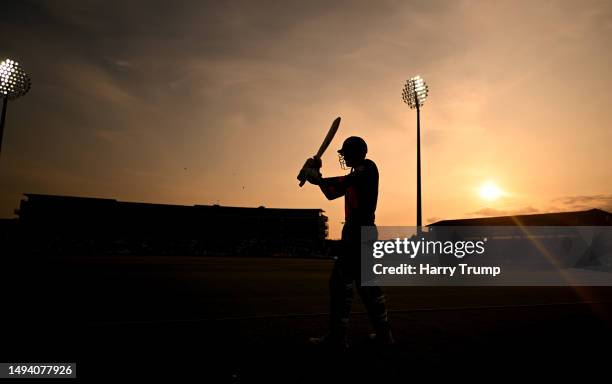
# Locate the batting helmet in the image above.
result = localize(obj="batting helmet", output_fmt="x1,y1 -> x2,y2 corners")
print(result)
338,136 -> 368,159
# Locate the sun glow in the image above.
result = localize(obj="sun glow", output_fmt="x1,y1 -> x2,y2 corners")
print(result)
478,181 -> 504,201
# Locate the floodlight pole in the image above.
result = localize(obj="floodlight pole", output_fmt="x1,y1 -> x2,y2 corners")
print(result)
416,98 -> 422,236
0,58 -> 32,158
402,75 -> 428,237
0,97 -> 7,157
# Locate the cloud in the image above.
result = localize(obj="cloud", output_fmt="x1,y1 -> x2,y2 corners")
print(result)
553,195 -> 612,213
467,206 -> 540,218
467,196 -> 612,219
58,62 -> 138,105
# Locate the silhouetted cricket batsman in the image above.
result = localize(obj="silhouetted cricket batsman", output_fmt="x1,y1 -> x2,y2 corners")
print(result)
300,136 -> 394,348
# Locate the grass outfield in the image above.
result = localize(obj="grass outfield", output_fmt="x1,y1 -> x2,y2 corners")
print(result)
3,255 -> 612,380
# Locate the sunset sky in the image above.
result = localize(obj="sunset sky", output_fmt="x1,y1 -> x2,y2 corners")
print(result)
1,0 -> 611,238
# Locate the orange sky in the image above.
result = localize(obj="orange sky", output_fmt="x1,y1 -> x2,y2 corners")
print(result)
1,0 -> 611,238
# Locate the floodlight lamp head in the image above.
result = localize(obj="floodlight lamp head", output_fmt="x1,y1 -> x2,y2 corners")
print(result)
0,58 -> 31,100
402,75 -> 429,109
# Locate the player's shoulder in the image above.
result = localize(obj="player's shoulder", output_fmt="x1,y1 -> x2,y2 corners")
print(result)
352,159 -> 378,174
363,159 -> 377,169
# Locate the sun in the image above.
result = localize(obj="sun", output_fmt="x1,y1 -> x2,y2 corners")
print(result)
478,181 -> 504,201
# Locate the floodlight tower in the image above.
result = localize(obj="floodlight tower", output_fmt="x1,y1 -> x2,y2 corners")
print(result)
402,75 -> 429,235
0,58 -> 32,157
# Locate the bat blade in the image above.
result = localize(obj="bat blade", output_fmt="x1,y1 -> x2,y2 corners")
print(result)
297,116 -> 341,187
314,117 -> 341,159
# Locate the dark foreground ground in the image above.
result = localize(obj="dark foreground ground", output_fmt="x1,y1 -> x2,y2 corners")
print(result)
2,255 -> 612,381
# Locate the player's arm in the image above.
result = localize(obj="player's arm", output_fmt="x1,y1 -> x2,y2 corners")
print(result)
317,162 -> 375,200
302,157 -> 347,200
318,176 -> 348,200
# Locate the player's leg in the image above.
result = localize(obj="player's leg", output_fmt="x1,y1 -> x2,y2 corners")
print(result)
357,284 -> 394,344
309,256 -> 353,348
328,257 -> 354,340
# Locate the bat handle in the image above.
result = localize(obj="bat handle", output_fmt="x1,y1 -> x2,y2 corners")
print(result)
297,165 -> 308,187
297,155 -> 320,187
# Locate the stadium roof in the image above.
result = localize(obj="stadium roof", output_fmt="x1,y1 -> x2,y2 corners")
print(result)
20,193 -> 324,215
428,208 -> 612,226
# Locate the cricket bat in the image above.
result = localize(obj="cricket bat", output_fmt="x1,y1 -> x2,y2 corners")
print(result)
297,116 -> 341,187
